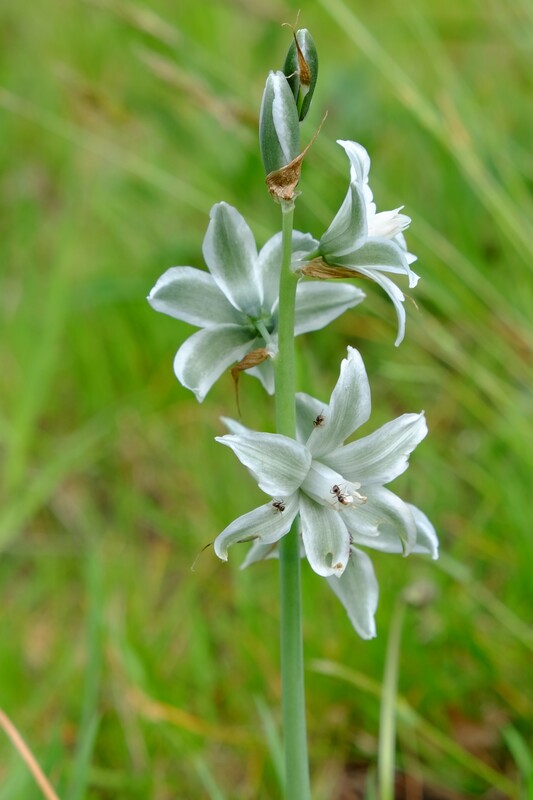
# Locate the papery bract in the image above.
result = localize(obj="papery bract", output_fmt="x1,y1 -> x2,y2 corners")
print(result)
283,28 -> 319,121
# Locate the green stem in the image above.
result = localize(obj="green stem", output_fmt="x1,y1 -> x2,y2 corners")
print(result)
378,598 -> 406,800
275,199 -> 311,800
275,201 -> 297,439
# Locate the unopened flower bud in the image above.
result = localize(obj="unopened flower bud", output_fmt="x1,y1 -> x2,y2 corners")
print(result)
283,28 -> 318,121
259,70 -> 300,175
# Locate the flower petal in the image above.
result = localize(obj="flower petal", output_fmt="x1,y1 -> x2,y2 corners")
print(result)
326,546 -> 378,639
318,183 -> 367,259
336,139 -> 375,215
334,504 -> 382,539
173,325 -> 258,402
220,416 -> 251,435
240,540 -> 280,568
214,495 -> 299,561
247,358 -> 275,395
301,460 -> 363,509
394,232 -> 418,270
291,232 -> 321,264
342,486 -> 417,555
337,237 -> 413,279
407,504 -> 439,559
241,531 -> 306,568
293,282 -> 365,335
147,267 -> 245,328
305,347 -> 371,457
295,392 -> 326,444
300,494 -> 351,577
344,504 -> 436,557
341,267 -> 408,347
369,208 -> 411,240
202,202 -> 262,316
337,140 -> 371,186
323,412 -> 427,486
216,433 -> 312,496
258,231 -> 319,312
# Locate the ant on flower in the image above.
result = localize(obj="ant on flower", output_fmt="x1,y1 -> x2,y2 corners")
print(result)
330,484 -> 352,506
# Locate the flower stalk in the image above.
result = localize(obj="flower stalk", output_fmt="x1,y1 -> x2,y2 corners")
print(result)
147,21 -> 439,800
275,198 -> 311,799
275,200 -> 298,438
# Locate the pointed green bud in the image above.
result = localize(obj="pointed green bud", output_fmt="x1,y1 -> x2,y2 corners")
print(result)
259,70 -> 300,175
283,28 -> 318,121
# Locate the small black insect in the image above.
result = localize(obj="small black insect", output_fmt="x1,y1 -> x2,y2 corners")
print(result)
313,412 -> 325,427
272,499 -> 286,513
330,484 -> 351,506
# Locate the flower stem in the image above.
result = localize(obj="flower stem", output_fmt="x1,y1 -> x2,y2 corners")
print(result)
275,199 -> 311,800
275,200 -> 297,439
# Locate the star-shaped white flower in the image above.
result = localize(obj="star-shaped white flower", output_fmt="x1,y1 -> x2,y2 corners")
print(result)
316,140 -> 419,346
214,347 -> 438,639
148,202 -> 365,401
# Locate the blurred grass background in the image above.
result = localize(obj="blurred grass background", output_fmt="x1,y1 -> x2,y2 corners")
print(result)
1,0 -> 532,797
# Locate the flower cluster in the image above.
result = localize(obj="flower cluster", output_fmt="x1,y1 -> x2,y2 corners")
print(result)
147,27 -> 437,639
149,138 -> 418,400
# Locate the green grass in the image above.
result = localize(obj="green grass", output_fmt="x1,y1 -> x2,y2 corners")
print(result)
1,0 -> 532,797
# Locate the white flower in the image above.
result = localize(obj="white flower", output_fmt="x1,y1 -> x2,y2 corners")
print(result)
317,140 -> 419,346
214,347 -> 438,639
148,202 -> 365,401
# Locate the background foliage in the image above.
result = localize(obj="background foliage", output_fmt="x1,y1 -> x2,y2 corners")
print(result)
1,0 -> 532,797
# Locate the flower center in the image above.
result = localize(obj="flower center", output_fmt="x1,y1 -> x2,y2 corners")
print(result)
329,482 -> 366,509
301,461 -> 367,511
253,316 -> 276,342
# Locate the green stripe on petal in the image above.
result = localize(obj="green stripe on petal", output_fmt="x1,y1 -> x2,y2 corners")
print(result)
216,433 -> 311,496
173,325 -> 258,402
259,71 -> 300,175
344,518 -> 437,557
148,266 -> 246,327
337,237 -> 411,278
326,547 -> 378,639
214,495 -> 299,561
343,486 -> 417,556
300,494 -> 351,577
258,230 -> 319,312
306,346 -> 371,457
202,202 -> 262,317
322,412 -> 427,486
294,282 -> 365,335
295,392 -> 326,444
319,183 -> 367,259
